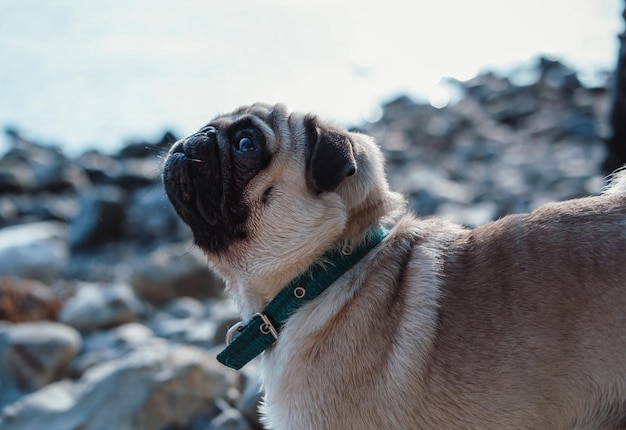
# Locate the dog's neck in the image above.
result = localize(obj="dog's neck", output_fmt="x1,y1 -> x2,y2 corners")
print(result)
216,226 -> 389,370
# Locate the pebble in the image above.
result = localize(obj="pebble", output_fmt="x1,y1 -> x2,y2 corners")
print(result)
0,321 -> 81,399
0,221 -> 69,283
0,341 -> 238,430
130,245 -> 224,303
0,277 -> 60,322
58,282 -> 144,332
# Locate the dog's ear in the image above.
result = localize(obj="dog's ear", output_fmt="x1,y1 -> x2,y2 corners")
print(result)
304,115 -> 357,194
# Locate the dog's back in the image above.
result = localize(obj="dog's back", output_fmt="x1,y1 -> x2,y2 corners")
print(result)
428,191 -> 626,429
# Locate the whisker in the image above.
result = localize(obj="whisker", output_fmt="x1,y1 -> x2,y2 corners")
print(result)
188,158 -> 204,163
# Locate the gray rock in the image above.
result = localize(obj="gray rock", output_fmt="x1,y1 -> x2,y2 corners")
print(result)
59,282 -> 143,332
0,322 -> 81,403
0,221 -> 69,283
0,342 -> 239,430
126,183 -> 184,242
0,160 -> 36,194
68,186 -> 127,250
149,314 -> 219,349
73,149 -> 124,185
131,245 -> 224,303
163,297 -> 206,319
69,322 -> 156,376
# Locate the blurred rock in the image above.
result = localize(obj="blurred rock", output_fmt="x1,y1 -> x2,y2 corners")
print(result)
117,131 -> 177,159
68,186 -> 127,250
58,282 -> 143,332
0,341 -> 238,430
0,221 -> 69,283
69,322 -> 156,377
130,245 -> 224,303
0,322 -> 81,399
115,157 -> 163,189
0,159 -> 36,194
1,130 -> 91,194
0,277 -> 60,322
147,298 -> 224,349
74,149 -> 124,185
126,183 -> 184,242
163,297 -> 206,319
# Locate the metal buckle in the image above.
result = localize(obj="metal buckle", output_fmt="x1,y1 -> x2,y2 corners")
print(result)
252,312 -> 279,340
225,321 -> 246,345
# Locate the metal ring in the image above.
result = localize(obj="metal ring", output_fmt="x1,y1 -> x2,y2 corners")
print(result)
294,286 -> 306,299
259,323 -> 271,335
252,312 -> 279,340
225,321 -> 245,345
341,244 -> 353,256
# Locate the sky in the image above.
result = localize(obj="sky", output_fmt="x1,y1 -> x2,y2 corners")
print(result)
0,0 -> 622,154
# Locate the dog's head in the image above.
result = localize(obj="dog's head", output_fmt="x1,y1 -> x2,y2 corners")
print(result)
162,103 -> 403,305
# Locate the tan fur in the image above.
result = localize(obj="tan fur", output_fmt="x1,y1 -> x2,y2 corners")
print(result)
185,104 -> 626,429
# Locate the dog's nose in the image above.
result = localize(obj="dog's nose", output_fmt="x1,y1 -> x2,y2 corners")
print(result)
180,127 -> 218,160
200,126 -> 217,137
168,128 -> 214,156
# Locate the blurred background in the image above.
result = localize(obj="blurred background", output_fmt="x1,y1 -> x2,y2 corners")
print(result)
0,1 -> 625,429
0,0 -> 621,154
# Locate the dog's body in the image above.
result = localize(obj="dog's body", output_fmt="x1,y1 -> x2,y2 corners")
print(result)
163,103 -> 626,429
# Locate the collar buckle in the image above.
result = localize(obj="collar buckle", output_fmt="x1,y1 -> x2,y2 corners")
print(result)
253,312 -> 279,340
225,321 -> 246,345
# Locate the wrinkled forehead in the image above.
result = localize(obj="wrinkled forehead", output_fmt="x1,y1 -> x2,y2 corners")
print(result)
210,104 -> 283,133
205,103 -> 298,152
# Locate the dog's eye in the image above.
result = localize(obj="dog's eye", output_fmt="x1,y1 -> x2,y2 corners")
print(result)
235,136 -> 257,153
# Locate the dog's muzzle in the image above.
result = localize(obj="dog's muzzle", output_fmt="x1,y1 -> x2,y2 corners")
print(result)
162,125 -> 248,252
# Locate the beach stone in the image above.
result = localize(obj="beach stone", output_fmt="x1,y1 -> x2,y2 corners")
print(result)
126,183 -> 183,242
33,158 -> 91,193
0,221 -> 69,283
115,157 -> 163,189
0,321 -> 81,392
0,341 -> 238,430
69,322 -> 156,377
130,244 -> 224,303
59,282 -> 143,332
149,313 -> 219,349
117,131 -> 177,159
0,277 -> 60,322
0,161 -> 36,194
74,149 -> 124,185
68,186 -> 127,250
163,297 -> 206,319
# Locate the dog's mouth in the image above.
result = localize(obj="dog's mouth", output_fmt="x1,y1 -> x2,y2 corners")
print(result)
163,126 -> 249,252
162,122 -> 271,253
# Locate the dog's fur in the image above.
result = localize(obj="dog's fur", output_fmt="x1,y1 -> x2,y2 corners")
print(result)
163,103 -> 626,429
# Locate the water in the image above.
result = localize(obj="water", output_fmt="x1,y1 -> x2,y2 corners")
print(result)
0,0 -> 622,155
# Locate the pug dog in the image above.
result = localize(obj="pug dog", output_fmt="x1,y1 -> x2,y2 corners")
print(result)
162,103 -> 626,429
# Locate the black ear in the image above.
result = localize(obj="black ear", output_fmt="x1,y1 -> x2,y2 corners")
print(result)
305,115 -> 357,194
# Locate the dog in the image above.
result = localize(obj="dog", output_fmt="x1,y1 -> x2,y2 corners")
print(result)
162,103 -> 626,429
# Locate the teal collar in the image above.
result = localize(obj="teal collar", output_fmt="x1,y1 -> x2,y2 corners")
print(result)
217,226 -> 389,370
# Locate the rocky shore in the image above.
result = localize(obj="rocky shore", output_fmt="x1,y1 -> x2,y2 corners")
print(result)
0,56 -> 614,429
